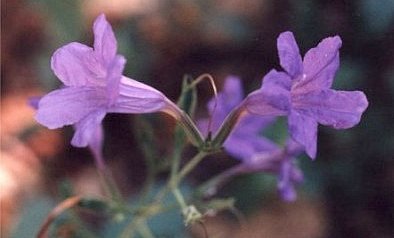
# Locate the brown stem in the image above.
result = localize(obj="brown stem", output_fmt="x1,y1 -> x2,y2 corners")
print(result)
36,196 -> 82,238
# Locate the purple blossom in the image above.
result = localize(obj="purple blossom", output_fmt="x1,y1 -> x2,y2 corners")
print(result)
244,31 -> 368,159
246,139 -> 304,202
199,76 -> 304,201
34,14 -> 181,147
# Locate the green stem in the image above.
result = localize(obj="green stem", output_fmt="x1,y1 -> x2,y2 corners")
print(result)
196,164 -> 246,197
211,105 -> 246,148
96,167 -> 124,206
178,111 -> 205,147
122,151 -> 210,237
137,221 -> 155,238
172,187 -> 188,210
176,151 -> 207,184
120,217 -> 143,238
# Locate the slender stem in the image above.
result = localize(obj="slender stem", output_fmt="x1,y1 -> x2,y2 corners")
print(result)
123,151 -> 210,237
170,125 -> 185,180
89,139 -> 125,206
172,187 -> 188,210
37,196 -> 82,238
176,151 -> 207,184
137,221 -> 155,238
120,204 -> 164,238
197,164 -> 246,197
178,111 -> 205,147
120,217 -> 143,238
211,105 -> 247,148
96,167 -> 124,206
187,73 -> 218,135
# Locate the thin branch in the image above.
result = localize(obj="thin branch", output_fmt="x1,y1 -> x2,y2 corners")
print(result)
36,196 -> 82,238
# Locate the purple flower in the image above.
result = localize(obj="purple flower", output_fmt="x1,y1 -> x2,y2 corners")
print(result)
247,139 -> 304,202
198,76 -> 304,201
244,31 -> 368,159
35,14 -> 181,147
198,76 -> 277,164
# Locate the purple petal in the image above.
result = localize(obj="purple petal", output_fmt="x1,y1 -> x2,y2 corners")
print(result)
209,76 -> 243,112
278,160 -> 297,201
277,31 -> 303,77
290,165 -> 304,184
296,36 -> 342,91
109,76 -> 169,114
245,70 -> 292,116
87,124 -> 105,169
93,14 -> 117,66
261,69 -> 292,91
293,89 -> 368,129
245,90 -> 290,116
235,114 -> 275,135
205,76 -> 244,133
71,110 -> 106,147
223,76 -> 244,99
51,42 -> 102,87
245,84 -> 291,119
247,150 -> 282,171
285,138 -> 304,156
106,55 -> 126,105
225,134 -> 278,162
288,111 -> 318,159
35,87 -> 107,129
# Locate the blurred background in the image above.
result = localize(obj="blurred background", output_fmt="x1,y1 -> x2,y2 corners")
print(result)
1,0 -> 393,237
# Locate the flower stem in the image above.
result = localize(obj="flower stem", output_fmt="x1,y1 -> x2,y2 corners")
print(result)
96,166 -> 124,206
196,164 -> 246,197
137,221 -> 155,238
178,111 -> 205,147
172,187 -> 188,210
37,196 -> 82,238
176,151 -> 207,184
211,105 -> 247,148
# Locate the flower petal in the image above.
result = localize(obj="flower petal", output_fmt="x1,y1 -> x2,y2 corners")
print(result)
235,114 -> 275,135
296,36 -> 342,91
261,69 -> 292,91
35,87 -> 107,129
71,110 -> 106,147
51,42 -> 101,87
245,90 -> 290,116
288,111 -> 318,159
278,160 -> 297,201
224,134 -> 278,162
277,31 -> 303,77
245,70 -> 292,116
106,55 -> 126,105
88,124 -> 105,170
109,76 -> 169,113
285,138 -> 305,156
93,14 -> 117,66
294,89 -> 368,129
209,76 -> 243,112
290,165 -> 304,184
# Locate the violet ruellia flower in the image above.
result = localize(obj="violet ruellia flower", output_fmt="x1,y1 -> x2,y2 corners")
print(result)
35,14 -> 181,147
245,31 -> 368,159
248,139 -> 304,201
198,76 -> 303,201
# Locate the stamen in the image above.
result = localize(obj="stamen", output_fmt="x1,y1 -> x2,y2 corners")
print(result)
188,74 -> 218,137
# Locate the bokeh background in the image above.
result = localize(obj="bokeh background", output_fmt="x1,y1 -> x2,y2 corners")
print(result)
1,0 -> 393,237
